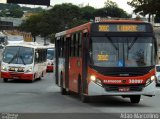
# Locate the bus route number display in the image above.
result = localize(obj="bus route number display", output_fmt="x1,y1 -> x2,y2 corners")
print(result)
98,24 -> 146,32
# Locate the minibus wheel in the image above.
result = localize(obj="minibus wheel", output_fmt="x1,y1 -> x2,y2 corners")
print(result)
3,78 -> 8,82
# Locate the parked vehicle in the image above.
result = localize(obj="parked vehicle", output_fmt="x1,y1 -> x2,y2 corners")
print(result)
1,42 -> 47,82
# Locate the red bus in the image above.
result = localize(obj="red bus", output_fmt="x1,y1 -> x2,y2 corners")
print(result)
55,18 -> 157,103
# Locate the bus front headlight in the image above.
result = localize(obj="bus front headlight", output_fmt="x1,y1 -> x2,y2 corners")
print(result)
145,75 -> 156,86
90,75 -> 102,86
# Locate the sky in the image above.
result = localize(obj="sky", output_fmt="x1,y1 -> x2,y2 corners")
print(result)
0,0 -> 134,14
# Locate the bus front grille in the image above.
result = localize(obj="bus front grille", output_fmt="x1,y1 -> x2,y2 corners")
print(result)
9,67 -> 24,72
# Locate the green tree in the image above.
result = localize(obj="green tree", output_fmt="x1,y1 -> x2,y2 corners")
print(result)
80,6 -> 96,20
93,0 -> 129,18
20,14 -> 43,41
50,3 -> 83,30
128,0 -> 160,21
104,0 -> 118,8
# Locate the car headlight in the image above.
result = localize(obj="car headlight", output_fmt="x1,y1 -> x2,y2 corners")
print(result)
90,75 -> 102,86
145,75 -> 156,86
1,64 -> 7,71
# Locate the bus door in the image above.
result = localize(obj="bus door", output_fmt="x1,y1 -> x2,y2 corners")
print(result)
65,37 -> 70,89
55,38 -> 60,85
82,32 -> 89,94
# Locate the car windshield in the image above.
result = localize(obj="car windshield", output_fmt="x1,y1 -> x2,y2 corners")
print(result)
3,46 -> 34,64
91,37 -> 155,67
47,48 -> 55,60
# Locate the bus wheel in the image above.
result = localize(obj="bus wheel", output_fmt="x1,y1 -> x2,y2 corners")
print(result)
80,94 -> 89,103
29,79 -> 34,83
78,76 -> 81,95
3,78 -> 8,82
60,74 -> 66,95
130,95 -> 141,103
37,77 -> 41,80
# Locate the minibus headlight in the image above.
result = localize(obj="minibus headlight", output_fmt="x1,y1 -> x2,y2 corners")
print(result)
26,66 -> 33,72
1,64 -> 7,71
145,75 -> 156,86
90,75 -> 102,86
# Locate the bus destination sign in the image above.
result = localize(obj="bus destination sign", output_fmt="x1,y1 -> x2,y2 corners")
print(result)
95,24 -> 148,32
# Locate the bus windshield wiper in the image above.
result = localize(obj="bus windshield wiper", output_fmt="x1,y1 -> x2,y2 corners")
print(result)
128,37 -> 138,50
19,55 -> 26,65
8,52 -> 18,64
107,36 -> 119,51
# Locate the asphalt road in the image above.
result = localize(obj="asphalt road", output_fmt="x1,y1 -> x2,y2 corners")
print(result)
0,73 -> 160,118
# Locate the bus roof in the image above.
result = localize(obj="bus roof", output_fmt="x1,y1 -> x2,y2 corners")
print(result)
55,22 -> 91,37
55,20 -> 149,38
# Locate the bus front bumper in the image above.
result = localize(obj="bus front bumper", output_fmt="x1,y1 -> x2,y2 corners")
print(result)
1,72 -> 34,80
88,81 -> 156,96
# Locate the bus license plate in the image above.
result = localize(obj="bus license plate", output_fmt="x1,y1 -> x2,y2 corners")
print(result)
119,87 -> 130,92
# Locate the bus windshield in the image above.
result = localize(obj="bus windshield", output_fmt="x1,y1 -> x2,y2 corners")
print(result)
3,46 -> 34,65
91,37 -> 155,67
47,48 -> 55,60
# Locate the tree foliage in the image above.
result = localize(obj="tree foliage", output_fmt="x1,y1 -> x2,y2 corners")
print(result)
80,6 -> 96,20
128,0 -> 160,22
128,0 -> 160,15
20,14 -> 43,41
104,0 -> 118,8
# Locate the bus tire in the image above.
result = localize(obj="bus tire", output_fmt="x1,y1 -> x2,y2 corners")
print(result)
78,75 -> 81,95
29,79 -> 34,83
37,77 -> 41,80
130,95 -> 141,103
3,78 -> 8,82
60,73 -> 66,95
38,73 -> 42,80
80,94 -> 89,103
